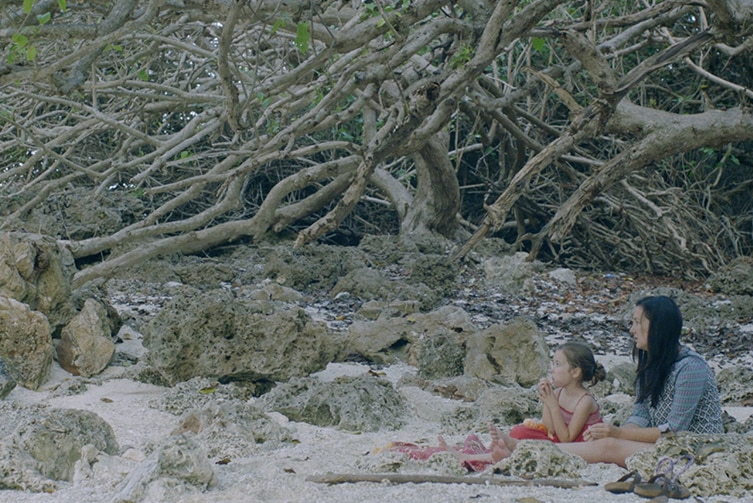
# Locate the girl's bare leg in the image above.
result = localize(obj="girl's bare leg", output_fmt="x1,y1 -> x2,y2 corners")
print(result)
442,429 -> 512,464
449,443 -> 511,464
489,422 -> 518,452
487,437 -> 511,463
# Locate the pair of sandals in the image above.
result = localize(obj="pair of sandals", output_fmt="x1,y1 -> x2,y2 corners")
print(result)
605,454 -> 694,500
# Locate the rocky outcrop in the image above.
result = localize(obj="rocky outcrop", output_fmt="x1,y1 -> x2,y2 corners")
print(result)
708,256 -> 753,295
346,305 -> 472,366
628,432 -> 753,498
494,438 -> 588,478
0,232 -> 122,388
481,252 -> 546,294
0,296 -> 54,390
463,317 -> 549,387
0,358 -> 16,399
142,288 -> 341,386
0,406 -> 118,491
56,298 -> 116,377
111,434 -> 215,503
0,232 -> 77,332
258,374 -> 407,432
440,385 -> 540,434
717,365 -> 753,405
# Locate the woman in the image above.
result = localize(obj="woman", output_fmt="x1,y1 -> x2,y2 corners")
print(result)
490,295 -> 723,467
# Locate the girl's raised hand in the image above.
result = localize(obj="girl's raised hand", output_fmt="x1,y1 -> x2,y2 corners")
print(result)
537,378 -> 557,406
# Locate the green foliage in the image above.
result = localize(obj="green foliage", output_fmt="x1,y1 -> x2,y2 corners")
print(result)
449,44 -> 474,69
7,0 -> 66,63
271,18 -> 286,34
9,34 -> 34,63
256,92 -> 271,109
295,23 -> 310,54
700,147 -> 740,169
361,0 -> 407,29
130,187 -> 146,199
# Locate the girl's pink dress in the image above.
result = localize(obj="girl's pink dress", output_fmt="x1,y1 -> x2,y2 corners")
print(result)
510,390 -> 603,442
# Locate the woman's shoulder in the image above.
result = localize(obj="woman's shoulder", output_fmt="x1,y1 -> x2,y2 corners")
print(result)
676,346 -> 705,361
674,346 -> 712,372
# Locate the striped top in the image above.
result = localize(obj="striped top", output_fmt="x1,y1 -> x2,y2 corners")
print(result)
625,346 -> 723,434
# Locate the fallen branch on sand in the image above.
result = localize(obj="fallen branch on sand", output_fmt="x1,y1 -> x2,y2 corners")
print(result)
307,472 -> 596,489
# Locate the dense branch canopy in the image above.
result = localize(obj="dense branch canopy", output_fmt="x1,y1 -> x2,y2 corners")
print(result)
1,0 -> 752,286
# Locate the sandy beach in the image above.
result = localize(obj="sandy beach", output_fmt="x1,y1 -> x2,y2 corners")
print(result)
1,347 -> 750,503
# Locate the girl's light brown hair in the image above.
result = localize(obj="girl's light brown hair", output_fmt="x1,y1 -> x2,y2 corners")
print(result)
558,341 -> 606,386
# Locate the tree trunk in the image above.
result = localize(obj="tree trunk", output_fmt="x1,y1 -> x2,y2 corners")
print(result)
401,131 -> 461,238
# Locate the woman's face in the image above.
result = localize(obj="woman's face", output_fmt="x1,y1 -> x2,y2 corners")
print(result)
630,306 -> 650,351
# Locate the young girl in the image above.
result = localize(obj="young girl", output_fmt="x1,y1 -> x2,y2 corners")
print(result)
510,341 -> 606,443
386,341 -> 605,471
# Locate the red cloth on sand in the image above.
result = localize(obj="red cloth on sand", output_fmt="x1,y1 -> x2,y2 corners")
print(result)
387,434 -> 494,472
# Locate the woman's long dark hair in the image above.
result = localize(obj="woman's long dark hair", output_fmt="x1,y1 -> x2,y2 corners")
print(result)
633,296 -> 682,407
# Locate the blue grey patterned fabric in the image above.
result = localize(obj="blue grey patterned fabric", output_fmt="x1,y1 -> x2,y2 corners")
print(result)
625,347 -> 723,434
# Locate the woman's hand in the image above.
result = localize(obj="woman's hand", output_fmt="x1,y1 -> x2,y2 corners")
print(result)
583,422 -> 618,440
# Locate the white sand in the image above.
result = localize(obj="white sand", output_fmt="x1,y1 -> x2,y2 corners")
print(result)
0,357 -> 750,503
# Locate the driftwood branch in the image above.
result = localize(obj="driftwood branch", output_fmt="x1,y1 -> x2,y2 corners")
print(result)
306,472 -> 597,488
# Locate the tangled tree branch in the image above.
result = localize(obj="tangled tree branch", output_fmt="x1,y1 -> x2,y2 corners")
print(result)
1,0 -> 752,285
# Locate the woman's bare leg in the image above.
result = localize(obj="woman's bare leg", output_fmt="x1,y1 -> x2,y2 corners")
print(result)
556,438 -> 652,468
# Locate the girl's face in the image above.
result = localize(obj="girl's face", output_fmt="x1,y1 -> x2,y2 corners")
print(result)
630,306 -> 650,351
550,350 -> 578,387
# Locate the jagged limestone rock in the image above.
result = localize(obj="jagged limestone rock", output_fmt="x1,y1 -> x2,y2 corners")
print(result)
111,434 -> 215,503
0,296 -> 54,390
143,289 -> 339,385
464,317 -> 549,387
258,374 -> 406,432
57,298 -> 116,377
717,365 -> 753,405
0,407 -> 118,491
627,432 -> 753,498
170,402 -> 296,458
0,232 -> 77,331
439,385 -> 539,434
493,439 -> 587,479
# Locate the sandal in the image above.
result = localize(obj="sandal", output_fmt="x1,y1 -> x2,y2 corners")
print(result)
634,457 -> 674,499
666,454 -> 693,499
634,474 -> 672,499
634,455 -> 693,500
634,474 -> 691,499
605,470 -> 642,494
673,454 -> 695,479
